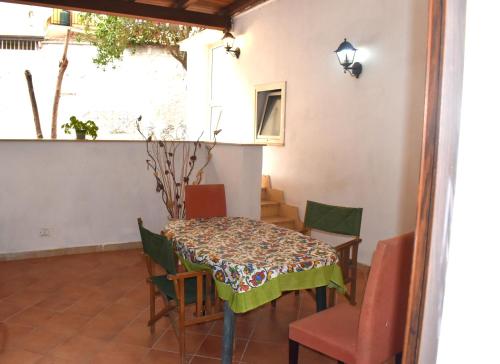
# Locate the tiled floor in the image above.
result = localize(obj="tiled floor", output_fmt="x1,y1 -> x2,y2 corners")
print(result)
0,249 -> 368,363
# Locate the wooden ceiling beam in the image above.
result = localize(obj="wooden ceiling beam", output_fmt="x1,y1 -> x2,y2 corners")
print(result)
221,0 -> 268,16
175,0 -> 189,8
1,0 -> 231,29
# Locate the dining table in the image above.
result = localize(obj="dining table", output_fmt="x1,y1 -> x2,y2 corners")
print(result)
165,216 -> 344,364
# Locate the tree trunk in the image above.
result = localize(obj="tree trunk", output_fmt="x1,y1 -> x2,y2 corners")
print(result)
24,70 -> 43,139
51,29 -> 71,139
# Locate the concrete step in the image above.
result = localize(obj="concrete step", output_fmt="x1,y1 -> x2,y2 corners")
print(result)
261,200 -> 280,218
261,200 -> 280,206
262,216 -> 296,230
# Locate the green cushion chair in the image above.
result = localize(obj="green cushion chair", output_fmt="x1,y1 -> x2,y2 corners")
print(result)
137,218 -> 223,363
303,201 -> 363,305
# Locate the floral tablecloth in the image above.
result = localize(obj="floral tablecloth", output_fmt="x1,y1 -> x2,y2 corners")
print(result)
166,217 -> 344,313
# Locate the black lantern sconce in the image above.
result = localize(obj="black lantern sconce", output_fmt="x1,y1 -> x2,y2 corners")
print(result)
222,30 -> 241,59
334,38 -> 362,78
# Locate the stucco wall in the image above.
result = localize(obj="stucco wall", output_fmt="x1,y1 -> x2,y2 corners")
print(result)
182,0 -> 428,263
0,141 -> 262,254
0,42 -> 187,139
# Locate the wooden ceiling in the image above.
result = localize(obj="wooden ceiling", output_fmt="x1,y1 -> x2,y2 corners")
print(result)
1,0 -> 270,29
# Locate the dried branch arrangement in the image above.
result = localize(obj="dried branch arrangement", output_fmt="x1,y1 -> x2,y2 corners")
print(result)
136,116 -> 221,219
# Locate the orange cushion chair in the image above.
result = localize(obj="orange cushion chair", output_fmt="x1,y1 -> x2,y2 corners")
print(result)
185,184 -> 227,219
289,232 -> 414,364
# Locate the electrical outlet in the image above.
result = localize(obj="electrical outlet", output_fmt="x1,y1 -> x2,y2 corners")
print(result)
39,228 -> 50,237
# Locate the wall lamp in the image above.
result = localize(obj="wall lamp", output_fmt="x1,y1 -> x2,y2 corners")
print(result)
334,38 -> 362,78
222,31 -> 240,59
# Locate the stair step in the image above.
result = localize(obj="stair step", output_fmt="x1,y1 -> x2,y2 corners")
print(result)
263,216 -> 296,230
262,216 -> 295,224
261,200 -> 280,206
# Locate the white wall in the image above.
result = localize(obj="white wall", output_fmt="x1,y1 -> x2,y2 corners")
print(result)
0,42 -> 187,140
183,0 -> 428,263
0,141 -> 262,254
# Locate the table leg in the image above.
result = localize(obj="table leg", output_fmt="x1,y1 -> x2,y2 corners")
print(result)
222,301 -> 235,364
316,286 -> 327,312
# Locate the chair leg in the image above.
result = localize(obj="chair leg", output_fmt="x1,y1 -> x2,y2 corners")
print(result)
395,352 -> 403,364
349,272 -> 357,305
289,339 -> 299,364
179,312 -> 186,363
329,287 -> 336,307
149,283 -> 156,332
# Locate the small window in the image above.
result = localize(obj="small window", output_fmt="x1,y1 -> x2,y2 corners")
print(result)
254,82 -> 286,145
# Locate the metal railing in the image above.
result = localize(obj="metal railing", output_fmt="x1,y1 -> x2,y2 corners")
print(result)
51,9 -> 85,27
0,37 -> 41,51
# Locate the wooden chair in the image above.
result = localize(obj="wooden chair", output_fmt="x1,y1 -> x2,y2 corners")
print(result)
137,218 -> 223,363
289,232 -> 414,364
303,200 -> 363,305
185,184 -> 227,219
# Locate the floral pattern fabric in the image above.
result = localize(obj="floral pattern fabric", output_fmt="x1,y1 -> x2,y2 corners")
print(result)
166,217 -> 340,294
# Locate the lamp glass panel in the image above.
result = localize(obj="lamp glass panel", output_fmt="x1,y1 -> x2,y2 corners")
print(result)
336,48 -> 356,67
222,33 -> 235,50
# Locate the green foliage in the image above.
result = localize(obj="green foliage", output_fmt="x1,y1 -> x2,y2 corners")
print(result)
61,116 -> 99,140
78,13 -> 195,69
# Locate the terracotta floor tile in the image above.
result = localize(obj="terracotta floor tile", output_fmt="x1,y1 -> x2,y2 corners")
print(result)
24,278 -> 66,294
35,295 -> 79,313
0,349 -> 43,364
90,341 -> 149,364
97,303 -> 142,324
185,321 -> 215,335
3,290 -> 49,310
0,300 -> 25,322
190,355 -> 227,364
113,319 -> 166,348
33,355 -> 76,363
153,329 -> 206,354
14,327 -> 71,354
49,335 -> 107,362
250,319 -> 291,343
1,323 -> 35,351
114,288 -> 149,309
242,341 -> 288,364
0,250 -> 370,364
0,277 -> 36,300
80,316 -> 128,341
6,307 -> 55,327
41,312 -> 92,336
85,287 -> 126,303
210,317 -> 255,339
63,297 -> 110,317
196,335 -> 247,361
299,346 -> 338,364
140,349 -> 189,364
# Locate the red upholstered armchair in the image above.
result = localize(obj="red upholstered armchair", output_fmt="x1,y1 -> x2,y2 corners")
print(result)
289,232 -> 414,364
185,184 -> 227,219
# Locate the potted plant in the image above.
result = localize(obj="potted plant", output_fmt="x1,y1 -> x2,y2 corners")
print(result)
61,116 -> 99,140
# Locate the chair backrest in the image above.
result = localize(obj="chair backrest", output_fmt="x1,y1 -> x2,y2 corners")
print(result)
304,200 -> 363,237
137,218 -> 177,275
185,184 -> 227,219
356,232 -> 415,364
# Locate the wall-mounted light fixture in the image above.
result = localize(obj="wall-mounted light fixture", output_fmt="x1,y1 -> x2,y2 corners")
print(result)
222,31 -> 240,59
334,38 -> 362,78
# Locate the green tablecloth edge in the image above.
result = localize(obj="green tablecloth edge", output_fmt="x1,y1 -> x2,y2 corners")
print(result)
180,257 -> 345,314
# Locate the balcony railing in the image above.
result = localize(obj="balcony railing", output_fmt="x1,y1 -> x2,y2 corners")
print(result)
0,37 -> 42,51
51,9 -> 85,27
